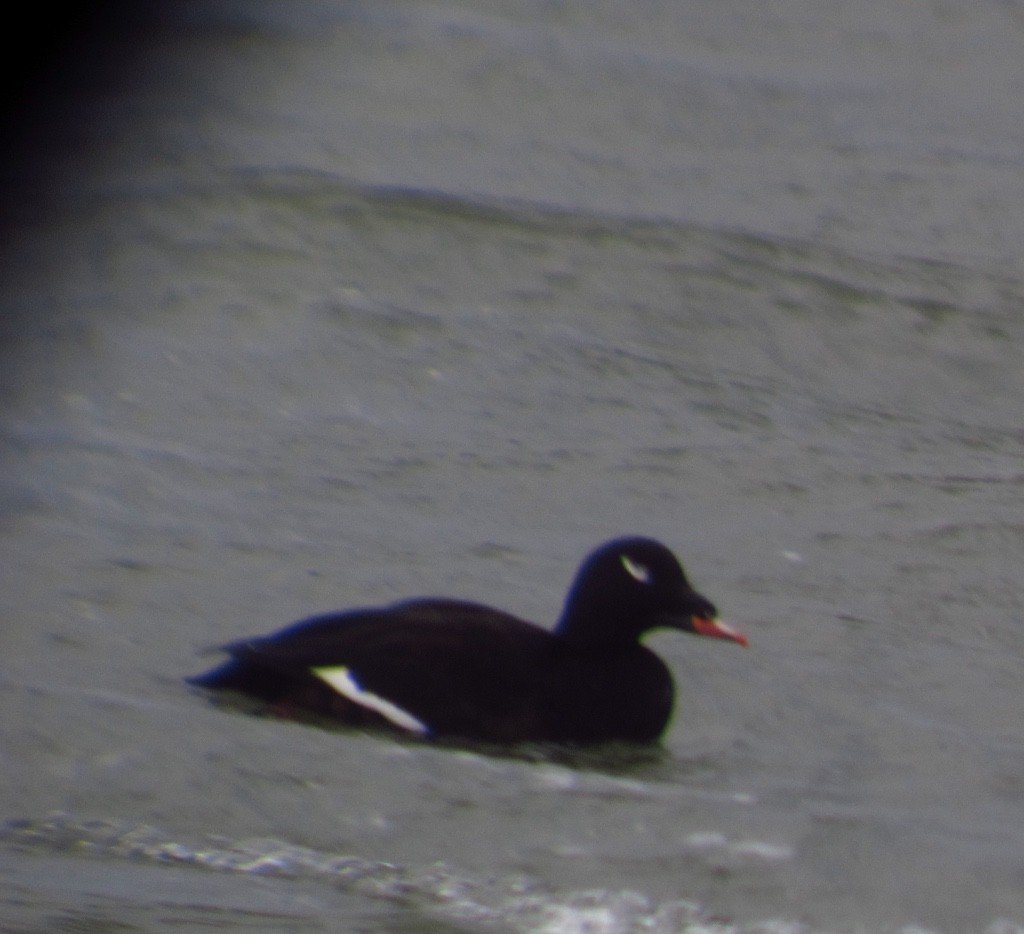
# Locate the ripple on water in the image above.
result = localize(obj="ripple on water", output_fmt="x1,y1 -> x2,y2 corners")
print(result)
0,813 -> 812,933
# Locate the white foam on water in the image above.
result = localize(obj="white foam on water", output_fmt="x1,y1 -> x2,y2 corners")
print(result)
4,815 -> 1021,934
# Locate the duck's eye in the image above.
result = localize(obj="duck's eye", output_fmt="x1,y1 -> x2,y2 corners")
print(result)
621,555 -> 652,584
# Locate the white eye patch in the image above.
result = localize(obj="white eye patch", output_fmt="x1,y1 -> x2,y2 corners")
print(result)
312,666 -> 429,735
621,555 -> 653,584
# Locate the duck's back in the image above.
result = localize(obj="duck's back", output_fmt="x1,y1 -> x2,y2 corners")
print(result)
192,600 -> 558,741
190,598 -> 674,743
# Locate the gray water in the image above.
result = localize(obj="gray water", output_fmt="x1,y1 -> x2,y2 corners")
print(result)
3,2 -> 1024,931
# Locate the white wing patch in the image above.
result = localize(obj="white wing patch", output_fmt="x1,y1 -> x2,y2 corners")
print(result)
621,554 -> 652,584
312,666 -> 430,735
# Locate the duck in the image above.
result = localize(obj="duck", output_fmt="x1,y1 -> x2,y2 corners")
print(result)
187,536 -> 746,745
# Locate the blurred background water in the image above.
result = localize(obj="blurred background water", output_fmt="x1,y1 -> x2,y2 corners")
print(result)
3,2 -> 1024,931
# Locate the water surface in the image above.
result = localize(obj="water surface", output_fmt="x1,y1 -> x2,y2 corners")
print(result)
3,3 -> 1024,931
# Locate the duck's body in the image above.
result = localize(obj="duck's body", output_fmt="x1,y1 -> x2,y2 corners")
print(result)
189,537 -> 746,745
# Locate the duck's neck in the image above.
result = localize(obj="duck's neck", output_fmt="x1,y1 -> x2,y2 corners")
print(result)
554,598 -> 644,649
